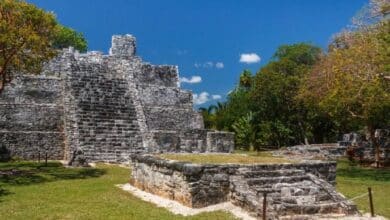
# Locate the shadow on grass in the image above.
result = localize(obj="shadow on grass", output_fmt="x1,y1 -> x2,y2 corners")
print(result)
0,161 -> 106,186
0,188 -> 13,202
337,159 -> 390,182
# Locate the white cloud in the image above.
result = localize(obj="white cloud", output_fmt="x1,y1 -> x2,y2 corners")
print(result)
194,61 -> 224,69
193,93 -> 222,105
239,53 -> 261,64
212,94 -> 222,100
204,61 -> 213,68
193,92 -> 210,105
215,62 -> 224,69
179,76 -> 202,84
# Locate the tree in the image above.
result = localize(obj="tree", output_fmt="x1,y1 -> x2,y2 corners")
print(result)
232,112 -> 255,150
300,20 -> 390,166
250,43 -> 323,147
198,105 -> 217,129
239,69 -> 253,89
0,0 -> 58,92
53,25 -> 87,52
211,70 -> 254,132
350,0 -> 390,29
203,44 -> 325,149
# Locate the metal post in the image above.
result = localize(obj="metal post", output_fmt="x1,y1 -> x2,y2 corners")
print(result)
368,187 -> 375,217
263,193 -> 267,220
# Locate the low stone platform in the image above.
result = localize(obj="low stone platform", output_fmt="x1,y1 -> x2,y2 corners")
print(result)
273,144 -> 347,160
129,154 -> 358,219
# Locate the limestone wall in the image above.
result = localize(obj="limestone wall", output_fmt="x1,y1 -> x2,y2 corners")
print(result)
63,54 -> 144,162
0,76 -> 65,159
130,154 -> 237,207
130,154 -> 357,218
0,34 -> 234,162
138,64 -> 179,87
130,154 -> 337,206
274,144 -> 347,160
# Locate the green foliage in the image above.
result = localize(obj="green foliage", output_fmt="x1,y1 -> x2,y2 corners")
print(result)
0,0 -> 88,93
232,112 -> 255,150
204,43 -> 325,148
53,25 -> 87,52
0,0 -> 58,91
200,70 -> 253,132
273,43 -> 321,66
203,7 -> 389,151
256,120 -> 294,148
198,106 -> 217,129
301,20 -> 390,134
250,43 -> 323,147
239,69 -> 253,89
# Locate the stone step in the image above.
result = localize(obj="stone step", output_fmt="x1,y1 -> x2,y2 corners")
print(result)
254,187 -> 282,194
242,169 -> 305,178
276,203 -> 343,216
247,175 -> 310,186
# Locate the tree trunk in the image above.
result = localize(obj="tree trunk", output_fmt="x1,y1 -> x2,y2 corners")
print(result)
298,121 -> 309,145
304,137 -> 309,146
368,126 -> 380,168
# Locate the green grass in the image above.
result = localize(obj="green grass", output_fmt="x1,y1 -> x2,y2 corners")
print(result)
1,159 -> 388,219
159,152 -> 294,164
336,159 -> 390,218
0,161 -> 235,220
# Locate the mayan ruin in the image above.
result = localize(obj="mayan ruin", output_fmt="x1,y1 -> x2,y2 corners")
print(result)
0,35 -> 234,164
1,0 -> 389,219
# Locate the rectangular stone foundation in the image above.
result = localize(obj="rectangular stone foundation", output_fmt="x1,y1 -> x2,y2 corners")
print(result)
129,154 -> 338,208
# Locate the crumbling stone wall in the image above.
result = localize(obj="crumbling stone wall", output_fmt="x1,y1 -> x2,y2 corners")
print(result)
273,144 -> 347,160
0,75 -> 65,160
0,34 -> 234,162
130,154 -> 357,218
339,130 -> 389,163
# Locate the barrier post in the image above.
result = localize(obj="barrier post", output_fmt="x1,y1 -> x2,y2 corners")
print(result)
368,187 -> 375,217
263,193 -> 267,220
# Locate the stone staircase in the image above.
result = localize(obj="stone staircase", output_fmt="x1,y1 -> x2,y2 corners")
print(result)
230,167 -> 358,219
67,61 -> 144,162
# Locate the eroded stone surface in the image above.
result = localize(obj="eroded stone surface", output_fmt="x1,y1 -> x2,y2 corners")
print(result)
129,154 -> 358,218
0,35 -> 234,163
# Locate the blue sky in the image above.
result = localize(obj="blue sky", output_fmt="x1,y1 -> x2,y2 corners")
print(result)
29,0 -> 367,107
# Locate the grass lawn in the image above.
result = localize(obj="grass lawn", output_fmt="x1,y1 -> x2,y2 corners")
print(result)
336,159 -> 390,218
159,152 -> 294,164
1,158 -> 388,219
0,161 -> 235,220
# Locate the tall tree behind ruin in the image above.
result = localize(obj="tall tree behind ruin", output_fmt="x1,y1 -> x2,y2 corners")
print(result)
299,18 -> 390,166
0,0 -> 88,93
0,0 -> 58,92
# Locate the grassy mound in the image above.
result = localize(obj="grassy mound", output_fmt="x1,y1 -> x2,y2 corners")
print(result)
158,152 -> 294,164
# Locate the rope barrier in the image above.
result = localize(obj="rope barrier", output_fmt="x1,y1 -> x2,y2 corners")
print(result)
275,191 -> 371,206
348,192 -> 370,202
